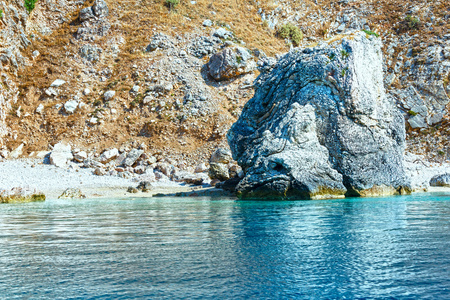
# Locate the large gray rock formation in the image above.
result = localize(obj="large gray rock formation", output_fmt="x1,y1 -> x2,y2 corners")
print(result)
228,32 -> 410,199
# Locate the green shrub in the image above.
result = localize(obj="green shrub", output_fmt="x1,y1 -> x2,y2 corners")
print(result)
405,15 -> 419,29
408,110 -> 418,116
277,23 -> 303,46
0,9 -> 3,18
24,0 -> 38,13
362,29 -> 380,37
165,0 -> 180,10
341,50 -> 349,59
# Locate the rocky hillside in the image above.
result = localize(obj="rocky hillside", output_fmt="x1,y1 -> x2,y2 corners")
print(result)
0,0 -> 449,165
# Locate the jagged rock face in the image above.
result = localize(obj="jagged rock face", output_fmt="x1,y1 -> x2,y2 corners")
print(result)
76,0 -> 110,41
0,74 -> 18,147
228,32 -> 410,199
0,0 -> 30,70
26,0 -> 88,35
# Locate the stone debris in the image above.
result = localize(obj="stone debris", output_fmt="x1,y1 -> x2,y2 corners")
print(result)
103,90 -> 115,101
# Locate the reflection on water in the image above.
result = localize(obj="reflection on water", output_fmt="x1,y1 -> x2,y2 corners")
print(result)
0,194 -> 449,299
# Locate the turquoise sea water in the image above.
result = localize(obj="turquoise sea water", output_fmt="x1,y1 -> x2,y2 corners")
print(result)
1,193 -> 449,299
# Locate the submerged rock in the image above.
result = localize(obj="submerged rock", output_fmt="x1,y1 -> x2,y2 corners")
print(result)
228,32 -> 410,200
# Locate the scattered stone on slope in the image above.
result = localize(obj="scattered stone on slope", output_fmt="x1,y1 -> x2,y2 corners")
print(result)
77,0 -> 110,40
188,36 -> 221,58
145,33 -> 175,52
103,90 -> 115,101
73,150 -> 88,162
79,44 -> 102,62
99,148 -> 119,164
36,104 -> 44,114
64,100 -> 78,114
122,149 -> 144,167
228,32 -> 410,200
50,79 -> 66,87
9,144 -> 24,159
207,46 -> 256,81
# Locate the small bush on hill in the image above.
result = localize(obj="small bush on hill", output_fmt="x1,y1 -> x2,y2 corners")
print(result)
277,23 -> 303,46
24,0 -> 38,13
165,0 -> 180,11
405,15 -> 420,29
362,29 -> 380,37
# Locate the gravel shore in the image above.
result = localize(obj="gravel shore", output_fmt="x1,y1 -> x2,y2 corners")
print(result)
0,158 -> 188,199
1,155 -> 449,200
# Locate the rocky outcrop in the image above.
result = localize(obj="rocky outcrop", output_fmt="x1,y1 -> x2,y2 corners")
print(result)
228,32 -> 410,199
0,0 -> 30,71
76,0 -> 110,41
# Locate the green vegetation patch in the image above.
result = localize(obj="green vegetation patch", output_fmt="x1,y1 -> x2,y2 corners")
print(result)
165,0 -> 180,11
362,29 -> 380,37
0,9 -> 4,18
341,49 -> 349,59
24,0 -> 38,13
405,15 -> 420,29
277,23 -> 303,46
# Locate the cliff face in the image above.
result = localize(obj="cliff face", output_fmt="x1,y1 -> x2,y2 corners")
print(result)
0,0 -> 29,71
0,0 -> 448,165
228,32 -> 409,199
0,0 -> 28,146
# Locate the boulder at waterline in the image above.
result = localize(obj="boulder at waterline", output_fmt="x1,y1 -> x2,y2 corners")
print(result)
58,188 -> 86,199
430,174 -> 450,187
227,32 -> 410,199
0,188 -> 45,203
